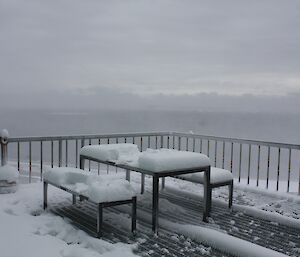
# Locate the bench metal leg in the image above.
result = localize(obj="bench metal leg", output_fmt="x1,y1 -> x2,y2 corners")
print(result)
161,177 -> 165,190
97,204 -> 103,238
152,175 -> 159,234
141,174 -> 145,194
43,181 -> 48,210
132,197 -> 137,234
72,195 -> 76,205
228,180 -> 233,209
126,169 -> 130,182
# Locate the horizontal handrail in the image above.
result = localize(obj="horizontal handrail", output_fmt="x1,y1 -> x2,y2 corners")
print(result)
170,132 -> 300,150
7,131 -> 300,150
7,131 -> 170,143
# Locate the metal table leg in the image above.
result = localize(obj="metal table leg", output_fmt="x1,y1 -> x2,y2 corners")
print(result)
141,174 -> 145,194
126,169 -> 131,181
203,167 -> 212,221
152,175 -> 159,234
43,181 -> 48,210
80,156 -> 85,170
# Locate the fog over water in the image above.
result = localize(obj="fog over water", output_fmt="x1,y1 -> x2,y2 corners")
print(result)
1,109 -> 299,145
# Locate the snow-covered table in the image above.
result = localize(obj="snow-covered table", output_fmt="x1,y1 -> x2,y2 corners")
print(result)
80,144 -> 212,234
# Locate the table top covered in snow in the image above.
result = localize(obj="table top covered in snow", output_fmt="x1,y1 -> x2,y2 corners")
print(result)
80,144 -> 211,176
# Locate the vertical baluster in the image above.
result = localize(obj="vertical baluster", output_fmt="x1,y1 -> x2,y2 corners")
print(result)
256,145 -> 261,187
116,137 -> 119,173
230,142 -> 233,172
247,144 -> 251,185
17,142 -> 20,171
214,141 -> 217,166
298,160 -> 300,195
266,146 -> 270,189
178,136 -> 181,150
51,141 -> 54,168
167,136 -> 170,149
40,141 -> 43,181
222,141 -> 225,169
81,139 -> 85,170
172,135 -> 175,149
124,137 -> 127,143
207,140 -> 210,157
65,140 -> 68,167
238,144 -> 242,183
161,135 -> 163,148
200,139 -> 202,153
155,136 -> 158,149
29,141 -> 32,183
186,137 -> 188,151
140,137 -> 143,151
75,140 -> 78,168
58,140 -> 62,167
107,138 -> 109,173
148,136 -> 150,148
132,137 -> 135,144
192,137 -> 195,152
287,148 -> 291,192
98,138 -> 101,175
276,148 -> 281,191
88,139 -> 91,172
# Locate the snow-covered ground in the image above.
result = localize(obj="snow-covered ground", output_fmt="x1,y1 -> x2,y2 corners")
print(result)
1,162 -> 299,257
0,181 -> 138,257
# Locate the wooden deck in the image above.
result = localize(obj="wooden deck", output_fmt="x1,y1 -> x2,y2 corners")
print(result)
49,186 -> 300,257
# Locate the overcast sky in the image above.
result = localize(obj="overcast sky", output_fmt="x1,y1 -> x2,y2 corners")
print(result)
1,0 -> 300,110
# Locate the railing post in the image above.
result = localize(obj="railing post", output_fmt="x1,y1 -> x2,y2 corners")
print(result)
58,139 -> 62,167
1,129 -> 9,166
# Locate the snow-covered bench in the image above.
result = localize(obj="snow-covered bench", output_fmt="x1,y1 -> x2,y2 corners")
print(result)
171,167 -> 234,208
43,167 -> 137,237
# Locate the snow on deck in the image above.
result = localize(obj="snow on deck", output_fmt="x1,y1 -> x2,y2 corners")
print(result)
1,167 -> 300,257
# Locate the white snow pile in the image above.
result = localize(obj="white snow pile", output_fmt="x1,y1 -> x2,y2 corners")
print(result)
0,182 -> 138,257
138,148 -> 210,172
44,167 -> 136,203
178,167 -> 233,184
0,128 -> 9,139
161,221 -> 289,257
80,143 -> 140,165
0,165 -> 19,193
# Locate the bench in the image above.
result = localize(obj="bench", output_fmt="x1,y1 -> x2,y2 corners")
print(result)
43,167 -> 137,237
163,167 -> 234,208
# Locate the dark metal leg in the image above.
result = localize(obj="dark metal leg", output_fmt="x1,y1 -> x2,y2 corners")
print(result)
141,174 -> 145,194
97,204 -> 103,238
228,180 -> 233,209
161,177 -> 165,190
43,181 -> 48,210
79,196 -> 84,202
203,167 -> 212,222
132,197 -> 137,234
126,169 -> 130,181
80,156 -> 85,170
152,175 -> 159,234
72,194 -> 76,204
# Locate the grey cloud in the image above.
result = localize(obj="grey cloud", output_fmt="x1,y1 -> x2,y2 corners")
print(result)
1,0 -> 300,100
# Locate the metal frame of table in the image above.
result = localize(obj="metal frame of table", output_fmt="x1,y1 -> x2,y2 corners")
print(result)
80,154 -> 212,234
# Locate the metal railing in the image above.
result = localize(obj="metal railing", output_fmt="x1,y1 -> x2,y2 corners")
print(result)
0,130 -> 299,194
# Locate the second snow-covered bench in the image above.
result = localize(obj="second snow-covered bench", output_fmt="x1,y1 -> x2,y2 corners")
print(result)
43,167 -> 137,237
171,167 -> 234,208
